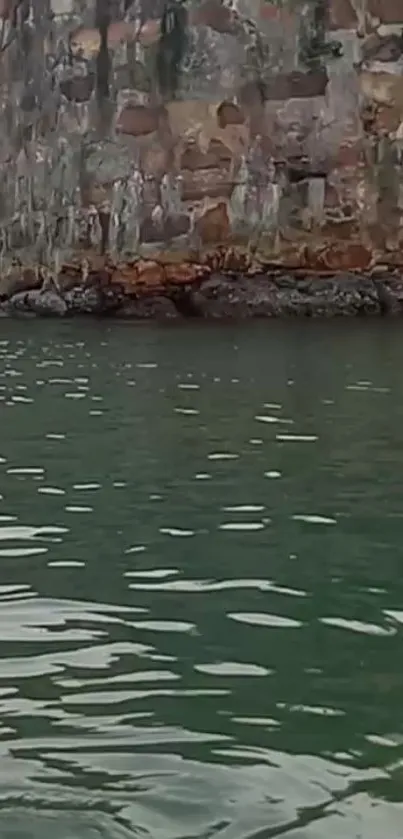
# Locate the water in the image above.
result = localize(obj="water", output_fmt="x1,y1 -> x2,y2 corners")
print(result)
0,319 -> 403,838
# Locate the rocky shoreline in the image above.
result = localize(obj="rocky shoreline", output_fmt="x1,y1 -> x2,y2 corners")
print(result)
1,260 -> 403,320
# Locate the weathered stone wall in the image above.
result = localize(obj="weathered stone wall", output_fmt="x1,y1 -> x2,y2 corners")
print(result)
1,0 -> 403,302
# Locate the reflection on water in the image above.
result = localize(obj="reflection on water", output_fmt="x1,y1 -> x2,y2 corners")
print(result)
0,320 -> 403,837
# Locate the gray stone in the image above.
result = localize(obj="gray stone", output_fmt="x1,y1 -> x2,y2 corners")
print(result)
7,289 -> 67,316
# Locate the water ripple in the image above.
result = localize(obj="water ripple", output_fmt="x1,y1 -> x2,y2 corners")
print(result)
0,325 -> 402,839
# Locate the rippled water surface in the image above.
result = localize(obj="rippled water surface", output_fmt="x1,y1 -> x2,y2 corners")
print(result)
1,319 -> 403,838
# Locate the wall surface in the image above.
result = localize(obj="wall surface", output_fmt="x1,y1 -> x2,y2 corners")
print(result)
1,0 -> 403,316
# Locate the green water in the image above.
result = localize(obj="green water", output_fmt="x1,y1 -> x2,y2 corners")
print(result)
0,319 -> 403,838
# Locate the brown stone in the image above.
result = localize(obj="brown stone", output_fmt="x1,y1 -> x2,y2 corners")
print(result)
334,142 -> 366,168
167,101 -> 248,160
112,260 -> 165,293
368,0 -> 403,23
141,143 -> 172,178
69,19 -> 160,60
0,0 -> 11,18
201,245 -> 262,274
140,215 -> 190,243
116,105 -> 163,137
181,168 -> 233,201
217,101 -> 245,129
359,69 -> 403,110
328,0 -> 358,29
373,104 -> 403,133
190,0 -> 234,33
197,202 -> 230,244
362,33 -> 403,63
309,242 -> 373,271
258,2 -> 282,22
135,259 -> 165,291
181,140 -> 232,170
137,18 -> 161,46
264,69 -> 328,100
70,22 -> 137,58
60,74 -> 94,103
164,262 -> 208,285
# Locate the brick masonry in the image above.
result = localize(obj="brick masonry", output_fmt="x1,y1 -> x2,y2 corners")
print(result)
0,0 -> 403,282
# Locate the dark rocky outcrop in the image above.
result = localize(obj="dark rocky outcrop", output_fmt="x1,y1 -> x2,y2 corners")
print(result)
1,259 -> 403,319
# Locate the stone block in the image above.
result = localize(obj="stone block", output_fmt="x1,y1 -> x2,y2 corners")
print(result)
84,140 -> 134,184
368,0 -> 403,24
181,140 -> 232,170
69,20 -> 157,60
190,0 -> 234,34
116,105 -> 164,137
328,0 -> 358,30
166,100 -> 249,160
264,70 -> 329,100
359,69 -> 403,110
51,0 -> 75,14
140,215 -> 190,243
59,74 -> 94,103
141,143 -> 172,179
217,101 -> 245,128
196,202 -> 230,243
181,168 -> 234,201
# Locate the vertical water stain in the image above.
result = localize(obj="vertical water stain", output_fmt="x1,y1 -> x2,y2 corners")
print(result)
95,0 -> 111,133
156,0 -> 188,100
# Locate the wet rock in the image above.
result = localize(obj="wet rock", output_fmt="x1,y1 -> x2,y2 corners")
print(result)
7,289 -> 67,317
375,276 -> 403,314
195,274 -> 275,318
69,21 -> 155,59
116,296 -> 179,320
63,283 -> 124,315
194,273 -> 382,318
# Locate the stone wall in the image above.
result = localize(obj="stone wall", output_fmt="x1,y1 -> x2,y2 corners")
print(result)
1,0 -> 403,294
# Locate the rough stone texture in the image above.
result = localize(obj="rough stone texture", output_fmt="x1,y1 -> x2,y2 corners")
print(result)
0,0 -> 403,317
